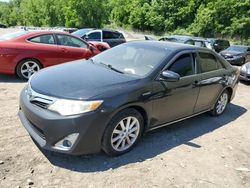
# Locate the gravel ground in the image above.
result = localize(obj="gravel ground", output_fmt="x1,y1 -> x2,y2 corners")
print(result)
0,29 -> 250,188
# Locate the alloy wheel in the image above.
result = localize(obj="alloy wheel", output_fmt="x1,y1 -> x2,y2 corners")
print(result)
216,92 -> 228,115
111,116 -> 140,152
20,61 -> 40,79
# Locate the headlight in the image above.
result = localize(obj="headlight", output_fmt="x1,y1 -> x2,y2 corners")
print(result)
48,99 -> 103,116
234,55 -> 243,58
241,64 -> 247,72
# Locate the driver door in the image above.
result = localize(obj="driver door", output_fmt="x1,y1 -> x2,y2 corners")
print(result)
152,52 -> 201,127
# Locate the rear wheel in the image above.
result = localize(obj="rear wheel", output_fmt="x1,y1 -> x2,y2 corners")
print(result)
102,109 -> 144,156
16,59 -> 42,79
211,90 -> 229,116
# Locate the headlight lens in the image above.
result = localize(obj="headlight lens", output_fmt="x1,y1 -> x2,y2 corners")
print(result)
241,65 -> 247,72
48,99 -> 103,116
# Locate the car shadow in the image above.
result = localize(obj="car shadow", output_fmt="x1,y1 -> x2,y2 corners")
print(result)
40,103 -> 246,173
240,80 -> 250,86
0,74 -> 26,83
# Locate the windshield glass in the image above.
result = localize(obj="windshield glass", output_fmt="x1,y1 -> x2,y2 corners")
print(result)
0,31 -> 28,41
72,29 -> 93,37
226,46 -> 247,52
91,43 -> 171,77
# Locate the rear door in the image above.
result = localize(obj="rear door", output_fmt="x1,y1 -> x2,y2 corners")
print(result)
194,51 -> 225,113
55,34 -> 92,63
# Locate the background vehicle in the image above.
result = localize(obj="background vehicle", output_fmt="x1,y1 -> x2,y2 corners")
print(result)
71,28 -> 95,37
159,35 -> 195,45
0,31 -> 110,79
220,45 -> 250,65
19,41 -> 239,156
207,38 -> 230,53
152,35 -> 209,48
0,23 -> 7,28
72,29 -> 126,47
240,62 -> 250,81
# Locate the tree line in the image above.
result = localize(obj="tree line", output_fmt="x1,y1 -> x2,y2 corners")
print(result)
0,0 -> 249,42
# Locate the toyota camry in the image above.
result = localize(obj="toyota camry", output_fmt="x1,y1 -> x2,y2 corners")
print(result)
18,41 -> 239,156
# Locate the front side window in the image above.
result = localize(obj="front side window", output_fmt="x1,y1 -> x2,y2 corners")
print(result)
56,34 -> 88,48
169,54 -> 194,77
29,34 -> 55,45
87,32 -> 101,40
198,52 -> 218,73
185,40 -> 195,45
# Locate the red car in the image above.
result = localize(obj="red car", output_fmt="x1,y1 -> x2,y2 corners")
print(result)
0,30 -> 110,79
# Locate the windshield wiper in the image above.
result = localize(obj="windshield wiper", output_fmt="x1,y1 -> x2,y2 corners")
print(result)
99,62 -> 124,74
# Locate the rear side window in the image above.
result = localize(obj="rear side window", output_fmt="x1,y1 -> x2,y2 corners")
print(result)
103,31 -> 124,39
198,52 -> 221,73
29,34 -> 55,44
169,54 -> 194,77
56,34 -> 88,48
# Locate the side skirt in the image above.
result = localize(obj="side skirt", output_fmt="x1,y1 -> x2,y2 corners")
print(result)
147,109 -> 211,132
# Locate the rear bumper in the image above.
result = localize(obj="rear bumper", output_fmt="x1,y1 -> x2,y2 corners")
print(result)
18,88 -> 111,155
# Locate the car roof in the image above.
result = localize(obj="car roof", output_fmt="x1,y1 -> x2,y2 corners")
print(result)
128,40 -> 208,52
161,35 -> 194,41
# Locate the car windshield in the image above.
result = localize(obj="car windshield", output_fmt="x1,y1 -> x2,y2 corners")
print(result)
226,46 -> 247,52
91,43 -> 171,77
0,31 -> 28,41
72,29 -> 93,37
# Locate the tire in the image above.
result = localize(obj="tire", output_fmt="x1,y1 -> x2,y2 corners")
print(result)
102,108 -> 144,156
210,90 -> 229,116
16,59 -> 42,79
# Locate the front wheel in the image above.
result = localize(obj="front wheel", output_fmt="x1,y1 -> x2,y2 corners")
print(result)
211,90 -> 229,116
16,59 -> 42,79
102,109 -> 144,156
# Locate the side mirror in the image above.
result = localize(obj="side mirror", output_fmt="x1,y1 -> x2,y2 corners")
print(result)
161,70 -> 180,82
83,35 -> 89,41
89,45 -> 96,52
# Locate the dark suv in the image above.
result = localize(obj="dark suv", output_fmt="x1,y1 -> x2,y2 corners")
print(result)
72,29 -> 126,47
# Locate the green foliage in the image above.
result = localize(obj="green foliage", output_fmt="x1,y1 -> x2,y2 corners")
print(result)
0,0 -> 249,42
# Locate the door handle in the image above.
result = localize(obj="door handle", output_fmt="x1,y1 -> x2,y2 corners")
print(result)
192,80 -> 199,87
61,48 -> 68,53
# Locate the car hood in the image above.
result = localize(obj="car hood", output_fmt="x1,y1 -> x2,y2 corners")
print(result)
30,60 -> 140,100
220,50 -> 244,56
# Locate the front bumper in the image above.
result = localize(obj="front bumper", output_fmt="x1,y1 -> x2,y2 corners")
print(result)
18,88 -> 111,155
225,57 -> 244,65
239,71 -> 250,81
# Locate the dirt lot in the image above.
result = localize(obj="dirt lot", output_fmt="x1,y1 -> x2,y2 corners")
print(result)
0,29 -> 250,188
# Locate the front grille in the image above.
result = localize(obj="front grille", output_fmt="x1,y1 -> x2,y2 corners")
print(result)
30,97 -> 54,109
26,85 -> 55,109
